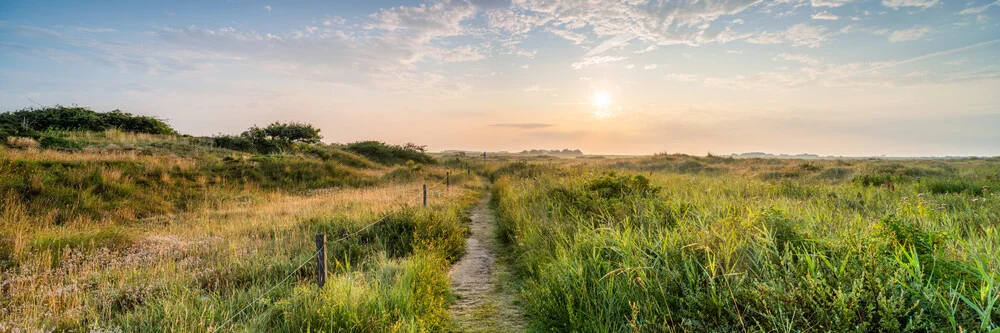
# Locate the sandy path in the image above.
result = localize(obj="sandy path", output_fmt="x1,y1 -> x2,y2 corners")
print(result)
448,191 -> 526,332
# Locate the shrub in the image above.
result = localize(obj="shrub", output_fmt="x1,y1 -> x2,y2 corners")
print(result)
0,106 -> 176,135
212,135 -> 255,152
345,141 -> 434,166
38,136 -> 81,150
214,122 -> 323,154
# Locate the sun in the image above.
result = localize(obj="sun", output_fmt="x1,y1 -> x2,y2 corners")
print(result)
592,90 -> 611,109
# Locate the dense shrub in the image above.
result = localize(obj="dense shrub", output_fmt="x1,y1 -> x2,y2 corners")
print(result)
214,122 -> 322,154
0,106 -> 176,137
38,135 -> 82,150
345,141 -> 434,166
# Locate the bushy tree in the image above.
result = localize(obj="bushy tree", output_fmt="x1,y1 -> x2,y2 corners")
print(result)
214,122 -> 322,154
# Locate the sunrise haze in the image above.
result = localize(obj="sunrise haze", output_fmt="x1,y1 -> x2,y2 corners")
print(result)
2,0 -> 998,156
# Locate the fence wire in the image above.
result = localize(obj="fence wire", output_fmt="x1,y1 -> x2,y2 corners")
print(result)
212,176 -> 454,331
211,208 -> 396,332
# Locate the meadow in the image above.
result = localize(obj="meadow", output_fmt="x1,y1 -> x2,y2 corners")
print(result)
1,108 -> 485,331
4,106 -> 1000,332
487,155 -> 1000,332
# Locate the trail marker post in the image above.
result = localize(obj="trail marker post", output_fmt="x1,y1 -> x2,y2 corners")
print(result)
316,233 -> 326,288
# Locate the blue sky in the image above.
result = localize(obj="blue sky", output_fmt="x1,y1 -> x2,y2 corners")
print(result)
1,0 -> 998,156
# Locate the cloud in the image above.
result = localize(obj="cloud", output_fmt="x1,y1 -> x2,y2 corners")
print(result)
775,53 -> 822,65
889,26 -> 932,42
882,0 -> 940,9
826,39 -> 1000,81
810,0 -> 859,7
644,64 -> 658,70
369,1 -> 476,40
747,23 -> 832,47
625,64 -> 635,69
264,5 -> 272,12
571,56 -> 627,70
510,0 -> 764,52
812,11 -> 839,20
959,0 -> 999,15
546,28 -> 587,44
489,123 -> 553,129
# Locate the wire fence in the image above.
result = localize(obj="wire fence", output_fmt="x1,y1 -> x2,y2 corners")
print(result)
211,208 -> 401,332
211,177 -> 455,332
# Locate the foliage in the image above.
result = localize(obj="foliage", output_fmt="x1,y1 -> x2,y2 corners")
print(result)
213,122 -> 322,154
492,157 -> 1000,332
0,129 -> 482,331
0,106 -> 176,138
345,141 -> 434,166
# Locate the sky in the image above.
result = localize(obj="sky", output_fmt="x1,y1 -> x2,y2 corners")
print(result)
1,0 -> 999,156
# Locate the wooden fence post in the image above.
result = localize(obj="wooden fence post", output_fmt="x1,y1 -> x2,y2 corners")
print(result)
316,233 -> 326,288
446,172 -> 450,190
423,184 -> 427,207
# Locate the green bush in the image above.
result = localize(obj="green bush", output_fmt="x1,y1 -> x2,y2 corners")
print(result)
38,135 -> 82,150
345,141 -> 434,166
0,106 -> 175,135
213,122 -> 323,154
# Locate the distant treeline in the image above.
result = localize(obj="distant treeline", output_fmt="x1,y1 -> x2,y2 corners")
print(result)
519,149 -> 583,155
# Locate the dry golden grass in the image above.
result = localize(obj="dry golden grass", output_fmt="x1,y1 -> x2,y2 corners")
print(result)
1,164 -> 482,331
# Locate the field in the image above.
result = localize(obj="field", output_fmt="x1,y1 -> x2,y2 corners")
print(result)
1,129 -> 484,331
3,118 -> 1000,332
487,155 -> 1000,332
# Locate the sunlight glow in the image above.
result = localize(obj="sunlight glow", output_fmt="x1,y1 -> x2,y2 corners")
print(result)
592,90 -> 611,108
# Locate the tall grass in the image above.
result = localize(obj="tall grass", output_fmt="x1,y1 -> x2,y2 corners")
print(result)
492,157 -> 1000,332
0,132 -> 485,331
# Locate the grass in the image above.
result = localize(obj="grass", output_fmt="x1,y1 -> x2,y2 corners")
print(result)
0,130 -> 485,331
489,156 -> 1000,332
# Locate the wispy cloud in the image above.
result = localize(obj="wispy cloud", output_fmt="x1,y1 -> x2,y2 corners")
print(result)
959,0 -> 999,15
775,53 -> 822,65
882,0 -> 940,9
889,26 -> 933,42
812,11 -> 839,20
572,56 -> 627,70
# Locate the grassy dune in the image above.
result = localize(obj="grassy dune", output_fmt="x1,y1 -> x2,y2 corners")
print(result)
490,156 -> 1000,332
1,130 -> 483,331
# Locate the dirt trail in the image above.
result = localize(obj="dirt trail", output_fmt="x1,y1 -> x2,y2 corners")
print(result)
449,191 -> 526,332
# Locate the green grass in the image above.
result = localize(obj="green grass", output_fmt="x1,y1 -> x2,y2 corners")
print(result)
0,130 -> 485,332
490,156 -> 1000,332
